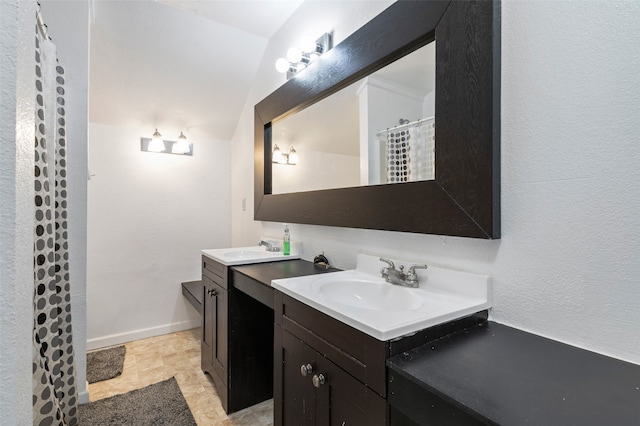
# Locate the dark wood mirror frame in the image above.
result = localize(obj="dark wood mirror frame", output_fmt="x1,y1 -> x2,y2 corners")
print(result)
255,0 -> 500,238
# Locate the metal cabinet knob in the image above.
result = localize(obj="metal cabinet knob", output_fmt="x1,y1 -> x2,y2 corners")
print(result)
312,373 -> 326,388
300,364 -> 313,377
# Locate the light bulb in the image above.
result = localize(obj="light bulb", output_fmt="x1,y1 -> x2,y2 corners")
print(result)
308,52 -> 320,63
286,47 -> 302,63
275,58 -> 290,73
288,147 -> 298,165
300,37 -> 317,53
148,129 -> 165,152
272,144 -> 283,163
172,132 -> 189,154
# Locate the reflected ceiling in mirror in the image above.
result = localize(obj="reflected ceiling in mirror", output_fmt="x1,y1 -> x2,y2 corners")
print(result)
271,42 -> 436,194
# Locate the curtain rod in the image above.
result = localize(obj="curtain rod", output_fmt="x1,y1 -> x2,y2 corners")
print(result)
375,116 -> 434,136
36,4 -> 49,39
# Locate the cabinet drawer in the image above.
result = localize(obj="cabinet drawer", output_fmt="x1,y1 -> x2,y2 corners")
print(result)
277,292 -> 387,397
232,271 -> 274,309
202,255 -> 228,289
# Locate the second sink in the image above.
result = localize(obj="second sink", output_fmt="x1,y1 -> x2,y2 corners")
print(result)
311,275 -> 422,311
272,253 -> 491,340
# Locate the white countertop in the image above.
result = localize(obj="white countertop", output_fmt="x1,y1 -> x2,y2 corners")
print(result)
272,253 -> 491,341
202,246 -> 301,266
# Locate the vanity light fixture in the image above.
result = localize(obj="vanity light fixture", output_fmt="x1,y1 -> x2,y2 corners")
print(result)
275,32 -> 332,80
141,130 -> 193,156
272,144 -> 298,165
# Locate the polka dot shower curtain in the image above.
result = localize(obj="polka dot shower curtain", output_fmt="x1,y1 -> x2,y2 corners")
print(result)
379,117 -> 436,184
32,27 -> 79,426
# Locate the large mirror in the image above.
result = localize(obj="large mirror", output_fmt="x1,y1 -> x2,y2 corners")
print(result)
271,42 -> 436,194
255,0 -> 501,238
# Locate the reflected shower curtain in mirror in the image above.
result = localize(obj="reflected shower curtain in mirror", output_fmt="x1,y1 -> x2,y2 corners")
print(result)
32,28 -> 79,426
379,117 -> 435,183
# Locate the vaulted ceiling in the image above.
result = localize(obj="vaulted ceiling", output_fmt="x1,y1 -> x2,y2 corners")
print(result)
89,0 -> 302,141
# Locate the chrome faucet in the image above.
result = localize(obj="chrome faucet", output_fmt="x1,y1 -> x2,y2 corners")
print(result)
258,240 -> 280,252
379,257 -> 428,288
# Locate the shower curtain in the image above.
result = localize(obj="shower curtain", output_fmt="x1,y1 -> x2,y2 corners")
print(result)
380,117 -> 435,183
32,27 -> 79,426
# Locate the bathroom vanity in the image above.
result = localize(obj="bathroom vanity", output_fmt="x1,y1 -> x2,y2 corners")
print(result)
197,251 -> 640,425
200,247 -> 491,421
273,291 -> 487,425
270,253 -> 491,425
200,250 -> 338,414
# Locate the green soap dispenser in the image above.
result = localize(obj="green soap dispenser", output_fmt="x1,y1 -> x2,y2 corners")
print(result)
283,224 -> 290,255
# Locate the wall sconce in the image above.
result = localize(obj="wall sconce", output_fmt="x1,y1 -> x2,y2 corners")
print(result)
272,144 -> 298,165
141,129 -> 193,156
275,32 -> 332,80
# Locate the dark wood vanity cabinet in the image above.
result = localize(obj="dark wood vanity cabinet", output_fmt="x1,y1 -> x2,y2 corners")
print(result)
274,291 -> 489,426
201,256 -> 275,414
200,257 -> 229,404
202,257 -> 338,414
274,292 -> 389,426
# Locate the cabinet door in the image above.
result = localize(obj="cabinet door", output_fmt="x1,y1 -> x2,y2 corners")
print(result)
213,280 -> 228,384
314,355 -> 387,426
281,330 -> 317,425
202,276 -> 228,382
280,330 -> 387,426
201,277 -> 215,373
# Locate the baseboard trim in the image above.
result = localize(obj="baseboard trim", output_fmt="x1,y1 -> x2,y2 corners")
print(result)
78,384 -> 90,405
86,319 -> 200,351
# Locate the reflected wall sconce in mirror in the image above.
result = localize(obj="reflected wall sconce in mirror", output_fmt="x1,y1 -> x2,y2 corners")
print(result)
275,32 -> 332,80
141,129 -> 193,156
272,144 -> 298,165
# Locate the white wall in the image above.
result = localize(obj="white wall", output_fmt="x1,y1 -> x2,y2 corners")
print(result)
87,123 -> 230,348
272,150 -> 359,194
0,1 -> 37,423
231,0 -> 640,364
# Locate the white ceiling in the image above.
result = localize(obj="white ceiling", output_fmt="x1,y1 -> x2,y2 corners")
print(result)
89,0 -> 303,141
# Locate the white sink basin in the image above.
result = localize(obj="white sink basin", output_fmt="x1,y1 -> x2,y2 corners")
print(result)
223,250 -> 265,258
202,245 -> 300,266
272,253 -> 491,341
311,276 -> 422,311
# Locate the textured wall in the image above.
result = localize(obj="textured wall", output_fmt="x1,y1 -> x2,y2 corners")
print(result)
493,0 -> 640,362
231,0 -> 640,364
0,1 -> 36,423
87,124 -> 230,348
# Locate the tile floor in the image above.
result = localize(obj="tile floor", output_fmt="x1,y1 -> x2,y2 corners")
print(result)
87,328 -> 274,425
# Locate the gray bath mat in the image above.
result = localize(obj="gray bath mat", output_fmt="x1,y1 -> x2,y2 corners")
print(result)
79,377 -> 197,425
86,345 -> 126,384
